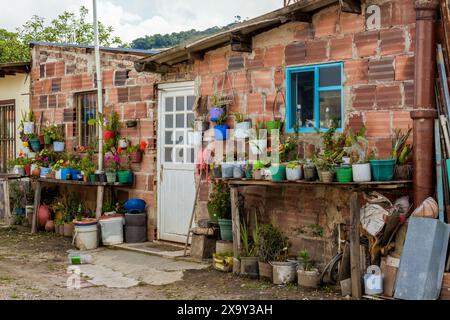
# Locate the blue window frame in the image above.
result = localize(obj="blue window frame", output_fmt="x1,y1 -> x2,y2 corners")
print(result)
285,62 -> 344,133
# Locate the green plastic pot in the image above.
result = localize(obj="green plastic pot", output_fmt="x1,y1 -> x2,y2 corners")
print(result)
266,120 -> 281,134
43,134 -> 52,145
29,138 -> 42,152
89,174 -> 97,183
270,164 -> 286,182
335,167 -> 353,183
370,159 -> 396,181
218,218 -> 233,241
117,171 -> 131,184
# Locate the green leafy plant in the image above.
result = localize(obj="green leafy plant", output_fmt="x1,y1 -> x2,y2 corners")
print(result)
391,128 -> 413,165
287,160 -> 302,169
43,124 -> 64,141
256,223 -> 290,263
344,126 -> 369,164
88,111 -> 120,132
240,216 -> 258,257
215,113 -> 228,126
298,249 -> 314,271
207,180 -> 231,220
231,112 -> 246,123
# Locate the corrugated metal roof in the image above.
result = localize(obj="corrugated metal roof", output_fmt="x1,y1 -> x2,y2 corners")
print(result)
30,41 -> 160,56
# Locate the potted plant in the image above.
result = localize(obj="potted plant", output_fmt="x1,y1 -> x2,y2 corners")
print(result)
391,128 -> 413,180
252,160 -> 268,180
209,95 -> 227,122
221,154 -> 234,179
335,165 -> 353,183
80,155 -> 96,183
266,90 -> 285,134
240,216 -> 259,279
214,113 -> 230,141
286,160 -> 303,181
297,249 -> 319,288
42,123 -> 58,145
9,181 -> 26,221
89,111 -> 120,142
256,224 -> 288,282
21,111 -> 35,134
344,127 -> 371,182
244,162 -> 253,179
207,180 -> 232,240
233,162 -> 245,179
250,122 -> 267,155
34,153 -> 51,178
8,153 -> 28,176
117,159 -> 132,184
269,229 -> 295,285
126,141 -> 147,163
270,136 -> 297,182
231,112 -> 251,139
104,154 -> 120,183
26,133 -> 42,152
118,137 -> 129,149
50,125 -> 65,152
369,147 -> 396,182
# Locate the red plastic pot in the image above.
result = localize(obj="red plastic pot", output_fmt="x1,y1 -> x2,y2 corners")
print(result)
39,135 -> 45,145
129,151 -> 143,163
103,130 -> 115,141
24,164 -> 31,176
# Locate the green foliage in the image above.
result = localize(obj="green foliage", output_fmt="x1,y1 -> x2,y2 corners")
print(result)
215,113 -> 228,126
231,112 -> 246,123
344,127 -> 369,164
287,160 -> 302,169
391,128 -> 413,165
9,182 -> 26,209
0,6 -> 125,63
298,249 -> 313,271
43,124 -> 64,141
207,180 -> 231,220
256,224 -> 290,263
240,215 -> 259,257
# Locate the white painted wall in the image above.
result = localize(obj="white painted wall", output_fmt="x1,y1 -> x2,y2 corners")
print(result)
0,73 -> 30,156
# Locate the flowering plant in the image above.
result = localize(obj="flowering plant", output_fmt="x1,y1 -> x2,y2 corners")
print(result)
104,154 -> 120,172
34,155 -> 50,168
126,140 -> 148,154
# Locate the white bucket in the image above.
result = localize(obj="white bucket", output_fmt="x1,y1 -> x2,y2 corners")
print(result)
286,167 -> 303,181
99,217 -> 124,245
352,163 -> 372,182
73,224 -> 99,251
271,261 -> 297,285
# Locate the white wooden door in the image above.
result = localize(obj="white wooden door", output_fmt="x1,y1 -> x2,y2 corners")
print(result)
157,82 -> 196,243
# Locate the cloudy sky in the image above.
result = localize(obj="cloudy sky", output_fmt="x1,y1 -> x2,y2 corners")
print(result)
1,0 -> 282,43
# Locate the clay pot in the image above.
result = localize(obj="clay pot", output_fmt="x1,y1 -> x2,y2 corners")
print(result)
129,151 -> 143,163
45,220 -> 55,232
63,223 -> 74,237
32,167 -> 41,177
37,205 -> 51,229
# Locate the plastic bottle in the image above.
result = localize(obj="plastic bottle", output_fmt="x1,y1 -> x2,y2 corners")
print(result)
68,252 -> 93,265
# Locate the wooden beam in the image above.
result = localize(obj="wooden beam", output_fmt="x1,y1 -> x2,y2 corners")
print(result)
187,51 -> 205,62
288,11 -> 312,23
231,33 -> 252,53
31,180 -> 41,234
134,61 -> 173,74
350,191 -> 362,299
340,0 -> 362,14
230,187 -> 241,258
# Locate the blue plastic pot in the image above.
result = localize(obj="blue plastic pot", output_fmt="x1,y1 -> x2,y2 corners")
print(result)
15,208 -> 25,216
209,107 -> 225,122
124,199 -> 146,213
214,125 -> 230,141
40,167 -> 52,178
61,168 -> 72,180
71,169 -> 81,181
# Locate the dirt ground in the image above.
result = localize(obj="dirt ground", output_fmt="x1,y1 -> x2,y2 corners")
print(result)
0,226 -> 343,300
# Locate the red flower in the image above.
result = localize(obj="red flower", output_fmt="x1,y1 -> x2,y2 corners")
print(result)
139,141 -> 148,152
118,147 -> 122,154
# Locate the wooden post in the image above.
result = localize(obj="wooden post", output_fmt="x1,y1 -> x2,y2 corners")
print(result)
95,185 -> 104,219
31,180 -> 41,234
2,180 -> 12,225
350,191 -> 362,299
230,186 -> 241,258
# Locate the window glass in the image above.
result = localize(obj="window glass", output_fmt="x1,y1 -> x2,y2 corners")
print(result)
295,71 -> 315,129
319,66 -> 341,87
187,96 -> 195,111
176,96 -> 184,111
176,114 -> 185,128
165,115 -> 173,128
165,131 -> 173,144
165,97 -> 174,112
165,148 -> 173,163
319,91 -> 342,129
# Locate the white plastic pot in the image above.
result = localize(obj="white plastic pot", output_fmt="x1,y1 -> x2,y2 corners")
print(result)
286,167 -> 302,181
235,121 -> 251,139
188,131 -> 202,146
55,169 -> 62,180
23,122 -> 34,134
99,216 -> 124,245
250,140 -> 267,155
13,165 -> 25,176
352,163 -> 372,182
118,139 -> 129,148
73,224 -> 99,251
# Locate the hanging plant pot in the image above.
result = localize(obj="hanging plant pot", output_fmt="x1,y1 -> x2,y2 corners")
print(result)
214,125 -> 230,141
23,122 -> 34,134
129,151 -> 143,163
126,120 -> 138,128
29,138 -> 42,152
44,134 -> 52,145
53,141 -> 65,152
209,107 -> 225,122
118,139 -> 129,149
104,130 -> 115,141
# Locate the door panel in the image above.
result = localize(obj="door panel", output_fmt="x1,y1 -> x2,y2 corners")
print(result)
158,83 -> 196,243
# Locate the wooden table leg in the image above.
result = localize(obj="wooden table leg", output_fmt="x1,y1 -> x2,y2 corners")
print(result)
350,191 -> 362,299
3,180 -> 12,226
31,180 -> 41,234
230,186 -> 241,258
95,185 -> 104,219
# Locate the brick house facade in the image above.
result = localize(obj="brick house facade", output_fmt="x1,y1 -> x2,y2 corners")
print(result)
29,43 -> 160,240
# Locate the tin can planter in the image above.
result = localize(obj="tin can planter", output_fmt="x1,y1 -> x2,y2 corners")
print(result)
29,138 -> 42,152
259,261 -> 273,282
370,159 -> 396,182
298,269 -> 319,288
214,125 -> 230,141
233,164 -> 244,179
103,130 -> 115,142
335,166 -> 353,183
270,164 -> 286,182
209,107 -> 225,122
352,163 -> 372,182
221,163 -> 234,179
129,151 -> 143,163
218,218 -> 233,241
117,171 -> 131,184
240,257 -> 259,279
271,261 -> 297,285
286,166 -> 302,181
106,171 -> 117,183
53,141 -> 65,152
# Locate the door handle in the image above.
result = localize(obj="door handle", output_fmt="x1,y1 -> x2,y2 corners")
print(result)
160,164 -> 164,183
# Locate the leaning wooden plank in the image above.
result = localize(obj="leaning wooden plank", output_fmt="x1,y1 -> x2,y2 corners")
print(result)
435,119 -> 446,223
350,192 -> 362,299
31,180 -> 41,234
230,187 -> 241,259
437,45 -> 450,120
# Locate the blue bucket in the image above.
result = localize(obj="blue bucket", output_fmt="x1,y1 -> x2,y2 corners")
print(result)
40,167 -> 52,178
214,125 -> 230,140
61,168 -> 72,180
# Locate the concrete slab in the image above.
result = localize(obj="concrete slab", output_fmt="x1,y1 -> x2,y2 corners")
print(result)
112,242 -> 188,259
76,248 -> 208,289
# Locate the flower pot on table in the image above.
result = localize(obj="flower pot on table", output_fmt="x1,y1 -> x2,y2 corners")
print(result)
270,164 -> 286,182
106,171 -> 117,183
352,163 -> 372,182
53,141 -> 65,152
370,159 -> 396,182
209,107 -> 225,122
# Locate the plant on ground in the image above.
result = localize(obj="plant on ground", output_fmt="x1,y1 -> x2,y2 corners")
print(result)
298,249 -> 313,271
256,223 -> 290,263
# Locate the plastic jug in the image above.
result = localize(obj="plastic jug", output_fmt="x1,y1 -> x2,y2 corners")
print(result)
364,265 -> 383,295
68,252 -> 93,265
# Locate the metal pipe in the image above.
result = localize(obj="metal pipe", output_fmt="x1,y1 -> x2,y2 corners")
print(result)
93,0 -> 103,170
411,0 -> 439,207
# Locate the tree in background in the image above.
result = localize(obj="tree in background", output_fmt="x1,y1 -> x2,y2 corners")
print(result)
0,6 -> 125,64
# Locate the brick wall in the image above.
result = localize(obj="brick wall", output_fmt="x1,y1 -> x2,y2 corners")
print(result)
186,1 -> 416,264
30,44 -> 160,240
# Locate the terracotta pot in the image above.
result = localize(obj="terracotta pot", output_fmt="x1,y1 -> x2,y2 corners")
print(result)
63,223 -> 74,237
258,261 -> 273,282
103,130 -> 115,141
32,166 -> 41,177
45,220 -> 55,232
37,205 -> 51,229
129,151 -> 143,163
